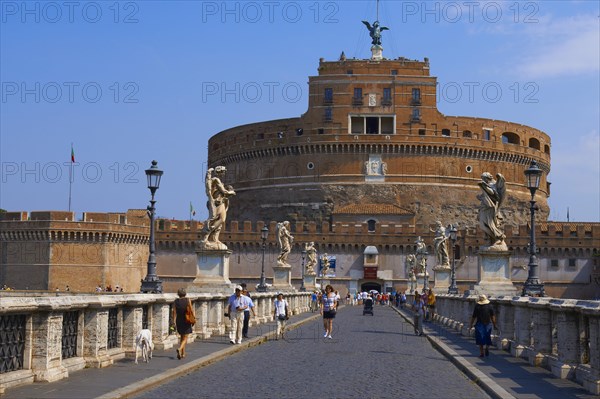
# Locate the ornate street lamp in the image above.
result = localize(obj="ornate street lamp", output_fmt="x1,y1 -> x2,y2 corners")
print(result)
300,246 -> 307,292
522,160 -> 545,297
422,253 -> 428,291
447,224 -> 459,294
141,160 -> 163,293
257,226 -> 269,292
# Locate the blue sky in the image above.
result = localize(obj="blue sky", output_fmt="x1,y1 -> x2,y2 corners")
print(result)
1,0 -> 598,222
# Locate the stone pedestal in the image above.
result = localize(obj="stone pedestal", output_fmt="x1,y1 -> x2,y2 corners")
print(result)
303,274 -> 317,291
188,249 -> 235,294
470,249 -> 518,296
272,265 -> 294,291
371,45 -> 383,60
433,266 -> 451,293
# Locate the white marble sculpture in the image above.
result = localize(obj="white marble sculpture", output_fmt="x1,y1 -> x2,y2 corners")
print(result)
198,166 -> 236,250
477,172 -> 507,249
276,221 -> 294,266
305,242 -> 317,275
321,253 -> 331,276
430,221 -> 450,267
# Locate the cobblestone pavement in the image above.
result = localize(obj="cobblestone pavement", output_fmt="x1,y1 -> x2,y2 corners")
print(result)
137,305 -> 490,399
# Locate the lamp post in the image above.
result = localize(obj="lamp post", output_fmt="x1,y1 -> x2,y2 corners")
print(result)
447,224 -> 459,294
522,160 -> 546,297
422,253 -> 428,291
140,160 -> 163,293
300,247 -> 307,292
257,226 -> 269,292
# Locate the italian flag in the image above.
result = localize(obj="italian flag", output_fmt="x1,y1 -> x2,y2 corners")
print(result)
190,202 -> 196,216
71,145 -> 75,163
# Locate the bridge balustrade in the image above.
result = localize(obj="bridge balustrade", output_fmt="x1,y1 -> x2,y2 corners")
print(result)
0,292 -> 310,394
427,294 -> 600,395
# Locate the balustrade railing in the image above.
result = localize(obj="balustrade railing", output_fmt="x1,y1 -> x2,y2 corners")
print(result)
413,294 -> 600,395
0,291 -> 310,394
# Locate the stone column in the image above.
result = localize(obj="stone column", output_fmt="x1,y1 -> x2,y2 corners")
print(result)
511,297 -> 532,359
83,307 -> 113,368
527,298 -> 552,367
30,312 -> 68,382
577,303 -> 600,395
152,300 -> 175,350
121,306 -> 143,359
549,300 -> 579,379
196,299 -> 211,339
495,296 -> 516,350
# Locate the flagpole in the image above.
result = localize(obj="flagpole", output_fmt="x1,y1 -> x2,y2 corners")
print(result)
68,143 -> 73,212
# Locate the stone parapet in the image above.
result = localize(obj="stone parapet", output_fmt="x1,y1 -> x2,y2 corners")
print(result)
430,294 -> 600,395
0,291 -> 310,392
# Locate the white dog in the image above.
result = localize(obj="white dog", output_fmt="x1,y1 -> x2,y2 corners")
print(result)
134,329 -> 153,364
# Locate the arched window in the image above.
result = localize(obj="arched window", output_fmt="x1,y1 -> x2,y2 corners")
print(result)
462,130 -> 472,138
501,132 -> 520,144
441,128 -> 451,137
367,219 -> 376,232
544,144 -> 550,154
529,138 -> 541,150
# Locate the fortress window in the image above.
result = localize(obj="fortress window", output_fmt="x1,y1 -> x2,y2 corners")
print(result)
502,132 -> 520,145
353,88 -> 363,105
483,129 -> 491,140
257,133 -> 264,140
383,88 -> 392,106
296,128 -> 304,136
324,107 -> 332,122
366,117 -> 378,134
411,88 -> 421,105
418,129 -> 426,136
441,129 -> 451,137
463,130 -> 472,138
391,69 -> 398,75
350,115 -> 395,134
367,219 -> 376,232
324,88 -> 333,104
529,138 -> 541,150
411,108 -> 421,122
277,132 -> 284,139
550,259 -> 558,268
568,259 -> 576,268
544,145 -> 550,154
347,70 -> 353,75
318,128 -> 324,134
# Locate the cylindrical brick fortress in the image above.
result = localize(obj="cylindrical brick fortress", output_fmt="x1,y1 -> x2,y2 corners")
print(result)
208,57 -> 550,228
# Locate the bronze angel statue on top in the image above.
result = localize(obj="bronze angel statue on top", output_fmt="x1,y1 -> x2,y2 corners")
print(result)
362,20 -> 389,46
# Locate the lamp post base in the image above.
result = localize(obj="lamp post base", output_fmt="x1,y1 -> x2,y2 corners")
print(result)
522,281 -> 545,297
140,279 -> 163,293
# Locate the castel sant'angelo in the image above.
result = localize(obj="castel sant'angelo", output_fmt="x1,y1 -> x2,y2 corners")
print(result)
1,19 -> 598,298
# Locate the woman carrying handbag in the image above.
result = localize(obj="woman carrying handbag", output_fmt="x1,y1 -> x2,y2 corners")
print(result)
172,288 -> 195,360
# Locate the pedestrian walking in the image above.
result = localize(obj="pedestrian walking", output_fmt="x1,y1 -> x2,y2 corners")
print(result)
172,288 -> 195,359
240,283 -> 255,338
320,284 -> 337,339
412,290 -> 425,336
310,291 -> 318,312
273,293 -> 289,340
226,285 -> 251,344
468,294 -> 497,357
427,289 -> 436,321
400,291 -> 407,309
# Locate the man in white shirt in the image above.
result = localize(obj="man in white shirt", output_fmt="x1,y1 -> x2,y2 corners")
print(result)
227,285 -> 251,344
273,293 -> 289,340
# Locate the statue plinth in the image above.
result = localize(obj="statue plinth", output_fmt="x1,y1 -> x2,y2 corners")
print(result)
303,274 -> 317,291
469,247 -> 517,296
371,45 -> 383,60
272,265 -> 294,291
187,248 -> 235,294
433,265 -> 451,293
